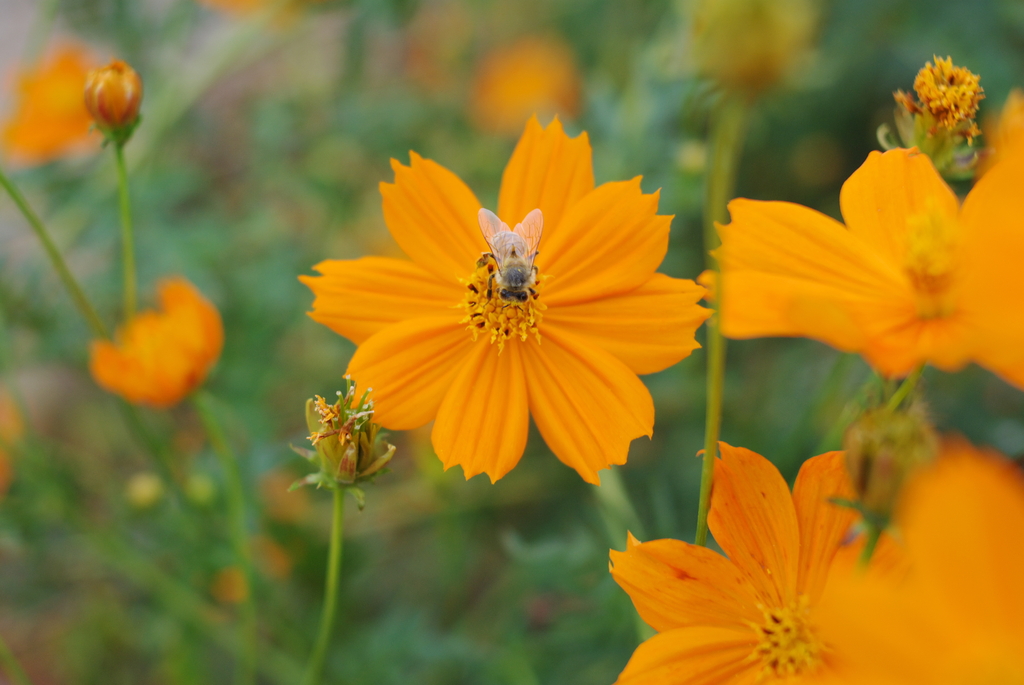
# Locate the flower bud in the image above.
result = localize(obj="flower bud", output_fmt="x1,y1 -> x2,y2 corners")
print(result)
843,406 -> 937,521
84,60 -> 143,145
687,0 -> 820,94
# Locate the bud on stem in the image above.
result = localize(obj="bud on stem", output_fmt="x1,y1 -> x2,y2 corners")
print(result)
84,60 -> 143,146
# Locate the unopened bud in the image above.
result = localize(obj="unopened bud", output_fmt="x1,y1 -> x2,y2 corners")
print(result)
126,471 -> 164,509
84,60 -> 143,145
843,406 -> 937,520
688,0 -> 819,94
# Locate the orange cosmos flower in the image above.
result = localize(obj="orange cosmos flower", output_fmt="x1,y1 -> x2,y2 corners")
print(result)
90,278 -> 224,408
302,117 -> 710,483
470,37 -> 582,135
1,44 -> 99,165
818,439 -> 1024,684
714,145 -> 1024,385
609,444 -> 889,683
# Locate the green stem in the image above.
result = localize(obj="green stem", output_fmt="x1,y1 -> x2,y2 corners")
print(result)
886,364 -> 924,412
192,391 -> 257,685
0,633 -> 33,685
857,523 -> 881,568
114,145 -> 136,318
302,486 -> 346,685
695,94 -> 750,547
0,165 -> 107,338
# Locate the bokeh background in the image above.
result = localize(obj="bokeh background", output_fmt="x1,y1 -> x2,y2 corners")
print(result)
1,0 -> 1023,682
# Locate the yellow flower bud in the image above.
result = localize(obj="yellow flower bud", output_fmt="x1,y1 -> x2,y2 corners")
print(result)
843,407 -> 938,521
125,471 -> 164,509
83,60 -> 143,144
688,0 -> 819,94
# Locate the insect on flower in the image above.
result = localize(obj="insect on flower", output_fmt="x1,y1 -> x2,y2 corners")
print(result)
477,207 -> 542,302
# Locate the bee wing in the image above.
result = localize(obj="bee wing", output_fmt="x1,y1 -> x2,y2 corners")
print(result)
478,208 -> 511,249
512,208 -> 543,266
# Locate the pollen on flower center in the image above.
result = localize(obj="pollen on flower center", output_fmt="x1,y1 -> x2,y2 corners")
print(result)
750,598 -> 823,680
897,55 -> 984,141
458,260 -> 546,351
904,204 -> 959,318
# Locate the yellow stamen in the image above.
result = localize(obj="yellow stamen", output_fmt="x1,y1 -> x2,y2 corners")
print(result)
911,56 -> 984,141
458,261 -> 546,352
750,597 -> 823,680
905,203 -> 959,319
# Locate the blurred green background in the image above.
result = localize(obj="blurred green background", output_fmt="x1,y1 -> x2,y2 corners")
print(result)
1,0 -> 1023,682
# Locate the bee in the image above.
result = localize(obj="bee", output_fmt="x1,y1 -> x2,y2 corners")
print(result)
477,208 -> 543,303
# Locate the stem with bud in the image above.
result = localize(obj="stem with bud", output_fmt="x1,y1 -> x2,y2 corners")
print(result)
114,144 -> 137,318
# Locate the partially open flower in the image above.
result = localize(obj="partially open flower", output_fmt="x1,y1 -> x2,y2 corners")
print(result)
291,380 -> 395,499
84,59 -> 143,145
89,278 -> 224,408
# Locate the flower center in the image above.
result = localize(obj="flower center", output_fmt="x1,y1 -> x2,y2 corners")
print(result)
750,597 -> 823,680
904,204 -> 959,319
912,56 -> 984,137
458,259 -> 546,351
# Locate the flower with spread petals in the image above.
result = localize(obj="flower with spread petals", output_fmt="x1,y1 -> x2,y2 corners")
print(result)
1,45 -> 99,165
470,37 -> 582,135
302,117 -> 710,483
610,444 -> 900,684
90,278 -> 224,408
818,439 -> 1024,684
714,146 -> 1024,386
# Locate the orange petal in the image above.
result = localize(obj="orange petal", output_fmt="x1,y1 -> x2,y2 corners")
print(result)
709,443 -> 800,607
522,328 -> 653,484
614,627 -> 758,685
716,198 -> 918,373
432,341 -> 529,482
497,116 -> 593,236
380,152 -> 485,286
300,257 -> 461,344
957,151 -> 1024,389
543,274 -> 710,375
791,451 -> 858,602
839,148 -> 959,268
610,537 -> 763,632
346,317 -> 470,430
899,446 -> 1024,635
540,179 -> 671,306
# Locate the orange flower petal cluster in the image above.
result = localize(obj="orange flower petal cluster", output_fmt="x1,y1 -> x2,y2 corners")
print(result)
302,117 -> 710,483
1,45 -> 100,165
818,439 -> 1024,683
715,146 -> 1024,385
470,37 -> 582,135
90,278 -> 224,408
610,444 -> 899,684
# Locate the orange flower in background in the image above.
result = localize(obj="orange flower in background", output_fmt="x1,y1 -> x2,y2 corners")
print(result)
197,0 -> 325,16
470,37 -> 582,135
818,440 -> 1024,684
1,44 -> 99,165
610,445 -> 875,684
714,146 -> 1024,386
302,117 -> 710,484
0,391 -> 23,498
90,278 -> 224,408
